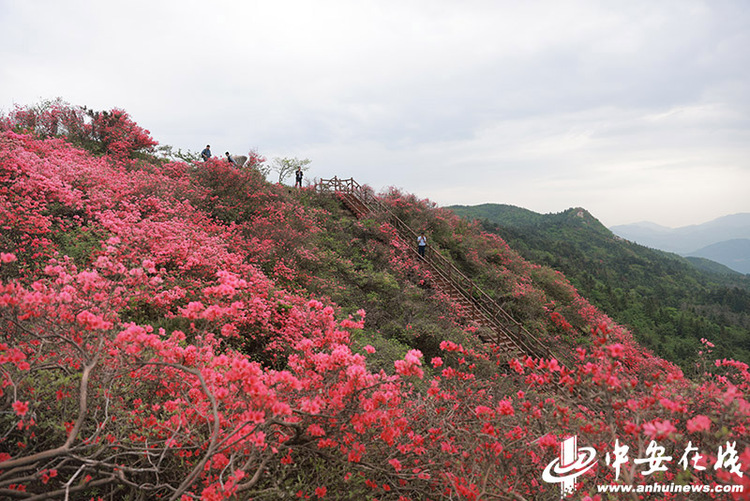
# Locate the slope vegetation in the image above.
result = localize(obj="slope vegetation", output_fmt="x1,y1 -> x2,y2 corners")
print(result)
1,102 -> 749,500
449,203 -> 750,372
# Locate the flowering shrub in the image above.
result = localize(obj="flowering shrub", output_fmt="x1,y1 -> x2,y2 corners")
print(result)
2,98 -> 87,139
84,107 -> 158,159
1,99 -> 157,160
1,104 -> 748,499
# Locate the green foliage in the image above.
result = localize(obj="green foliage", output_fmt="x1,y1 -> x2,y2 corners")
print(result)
155,144 -> 201,163
686,255 -> 742,275
351,329 -> 412,374
449,203 -> 750,373
297,192 -> 484,369
449,203 -> 546,226
49,219 -> 106,269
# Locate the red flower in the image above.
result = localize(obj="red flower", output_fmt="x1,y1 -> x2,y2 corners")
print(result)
538,433 -> 558,448
12,401 -> 29,417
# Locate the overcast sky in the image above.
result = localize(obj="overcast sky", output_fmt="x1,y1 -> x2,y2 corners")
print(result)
2,0 -> 748,227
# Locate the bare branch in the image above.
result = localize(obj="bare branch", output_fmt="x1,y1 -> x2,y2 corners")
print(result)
0,355 -> 98,470
131,361 -> 220,501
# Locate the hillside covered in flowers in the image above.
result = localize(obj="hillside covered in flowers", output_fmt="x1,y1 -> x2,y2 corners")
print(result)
1,101 -> 748,500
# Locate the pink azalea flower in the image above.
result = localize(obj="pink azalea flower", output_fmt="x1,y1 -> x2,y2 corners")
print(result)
606,343 -> 625,358
0,252 -> 17,263
686,415 -> 711,433
643,419 -> 677,440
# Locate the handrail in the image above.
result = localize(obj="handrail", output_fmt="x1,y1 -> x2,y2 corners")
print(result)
317,178 -> 571,365
316,176 -> 362,194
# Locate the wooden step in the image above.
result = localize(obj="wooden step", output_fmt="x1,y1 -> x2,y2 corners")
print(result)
333,187 -> 532,360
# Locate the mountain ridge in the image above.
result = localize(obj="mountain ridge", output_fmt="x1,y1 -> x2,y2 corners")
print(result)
687,238 -> 750,275
446,202 -> 750,368
610,213 -> 750,273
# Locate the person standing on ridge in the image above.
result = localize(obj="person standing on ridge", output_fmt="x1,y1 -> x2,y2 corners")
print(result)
201,145 -> 212,161
417,233 -> 427,259
294,167 -> 304,188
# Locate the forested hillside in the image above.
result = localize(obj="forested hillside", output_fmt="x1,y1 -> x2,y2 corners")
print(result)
448,203 -> 750,373
1,102 -> 749,500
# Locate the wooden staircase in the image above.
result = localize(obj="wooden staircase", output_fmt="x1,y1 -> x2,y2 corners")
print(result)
431,273 -> 523,356
317,177 -> 569,365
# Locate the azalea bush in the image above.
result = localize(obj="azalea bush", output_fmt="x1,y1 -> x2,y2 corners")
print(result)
1,103 -> 748,500
3,98 -> 156,160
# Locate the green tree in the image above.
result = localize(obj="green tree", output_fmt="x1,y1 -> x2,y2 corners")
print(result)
156,144 -> 201,163
271,156 -> 311,184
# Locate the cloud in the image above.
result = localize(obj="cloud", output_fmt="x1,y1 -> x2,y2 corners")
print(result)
1,0 -> 748,226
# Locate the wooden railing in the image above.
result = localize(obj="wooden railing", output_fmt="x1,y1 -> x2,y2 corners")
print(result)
316,176 -> 361,194
317,177 -> 571,366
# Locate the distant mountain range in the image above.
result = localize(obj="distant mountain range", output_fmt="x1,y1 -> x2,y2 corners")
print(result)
610,213 -> 750,274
